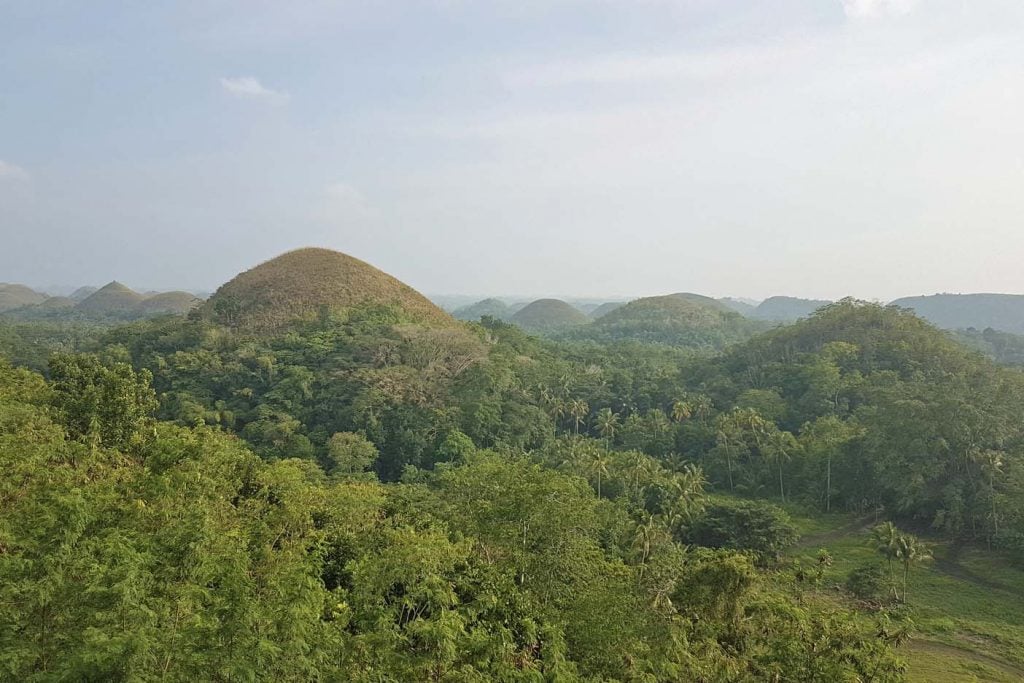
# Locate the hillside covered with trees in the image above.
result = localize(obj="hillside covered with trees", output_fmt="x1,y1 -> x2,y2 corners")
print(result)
3,250 -> 1024,681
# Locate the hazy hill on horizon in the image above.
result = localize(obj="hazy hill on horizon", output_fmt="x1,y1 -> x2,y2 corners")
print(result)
1,280 -> 202,322
891,293 -> 1024,335
510,298 -> 590,333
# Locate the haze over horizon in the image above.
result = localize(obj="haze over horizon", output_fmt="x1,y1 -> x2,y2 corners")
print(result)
3,1 -> 1024,300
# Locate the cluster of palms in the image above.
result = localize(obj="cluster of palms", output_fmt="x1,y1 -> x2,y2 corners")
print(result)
713,408 -> 798,502
540,388 -> 713,447
871,521 -> 933,604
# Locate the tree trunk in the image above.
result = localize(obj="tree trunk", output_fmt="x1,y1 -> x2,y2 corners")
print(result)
826,454 -> 832,512
778,459 -> 786,503
726,447 -> 734,490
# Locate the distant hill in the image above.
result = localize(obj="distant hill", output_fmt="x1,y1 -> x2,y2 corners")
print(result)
69,286 -> 98,301
719,297 -> 759,317
511,299 -> 590,333
2,284 -> 203,323
204,247 -> 452,331
453,298 -> 512,321
38,296 -> 75,309
136,291 -> 202,315
890,293 -> 1024,334
568,293 -> 763,349
75,281 -> 146,314
669,292 -> 734,313
753,296 -> 831,322
590,301 -> 628,319
0,284 -> 48,312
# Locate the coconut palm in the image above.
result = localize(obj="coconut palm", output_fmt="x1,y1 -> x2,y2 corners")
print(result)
632,512 -> 658,579
625,450 -> 652,499
589,450 -> 610,498
549,399 -> 567,430
569,399 -> 589,436
714,424 -> 738,491
975,449 -> 1005,543
871,522 -> 901,601
594,407 -> 620,448
670,399 -> 692,423
895,534 -> 932,604
765,428 -> 797,503
691,394 -> 714,425
646,407 -> 670,435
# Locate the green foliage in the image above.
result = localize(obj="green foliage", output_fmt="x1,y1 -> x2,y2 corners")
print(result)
326,431 -> 379,473
48,353 -> 158,450
564,293 -> 764,349
847,561 -> 888,601
686,499 -> 800,562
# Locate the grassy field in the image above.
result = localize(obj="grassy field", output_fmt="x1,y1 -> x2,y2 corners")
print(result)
783,506 -> 1024,682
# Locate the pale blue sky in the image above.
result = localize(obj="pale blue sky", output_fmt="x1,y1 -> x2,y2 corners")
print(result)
2,1 -> 1023,300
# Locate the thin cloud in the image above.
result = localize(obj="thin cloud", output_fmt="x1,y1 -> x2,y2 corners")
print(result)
219,76 -> 289,103
842,0 -> 919,19
315,182 -> 378,222
0,160 -> 30,181
504,40 -> 818,89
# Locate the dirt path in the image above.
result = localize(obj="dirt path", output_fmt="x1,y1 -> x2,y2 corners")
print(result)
795,514 -> 874,549
931,542 -> 1018,594
908,639 -> 1024,681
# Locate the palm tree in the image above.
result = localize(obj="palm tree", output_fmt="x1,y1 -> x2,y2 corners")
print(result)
670,399 -> 692,423
569,399 -> 589,436
549,399 -> 567,431
765,428 -> 797,503
665,451 -> 688,473
871,522 -> 901,601
691,395 -> 714,425
714,425 -> 738,491
626,450 -> 651,499
589,451 -> 610,498
975,449 -> 1004,544
632,512 -> 657,579
668,464 -> 707,522
895,534 -> 932,604
594,407 -> 620,448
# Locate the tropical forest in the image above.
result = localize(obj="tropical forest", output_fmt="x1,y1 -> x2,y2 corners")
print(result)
3,247 -> 1024,682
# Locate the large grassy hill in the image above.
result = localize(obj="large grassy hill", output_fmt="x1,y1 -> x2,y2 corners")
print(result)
453,297 -> 512,321
204,247 -> 453,331
567,292 -> 763,349
74,281 -> 146,313
136,291 -> 202,315
510,298 -> 589,333
0,283 -> 48,312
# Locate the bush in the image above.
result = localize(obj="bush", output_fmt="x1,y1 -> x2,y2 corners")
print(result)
845,562 -> 886,601
685,499 -> 799,562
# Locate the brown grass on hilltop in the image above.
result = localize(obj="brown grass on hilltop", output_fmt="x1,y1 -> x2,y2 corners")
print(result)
204,247 -> 453,330
511,298 -> 589,331
137,291 -> 202,315
0,283 -> 49,312
75,281 -> 145,313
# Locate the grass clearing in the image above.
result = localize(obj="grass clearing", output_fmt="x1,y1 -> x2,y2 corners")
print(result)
783,506 -> 1024,682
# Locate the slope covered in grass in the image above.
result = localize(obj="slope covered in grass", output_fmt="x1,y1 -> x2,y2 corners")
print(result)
0,283 -> 48,312
510,298 -> 589,332
74,281 -> 145,314
452,297 -> 512,321
205,247 -> 453,330
568,293 -> 762,349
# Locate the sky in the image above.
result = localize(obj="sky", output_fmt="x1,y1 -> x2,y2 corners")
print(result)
2,0 -> 1023,301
